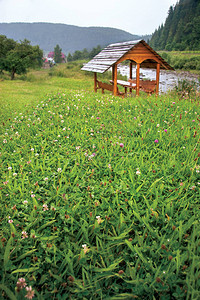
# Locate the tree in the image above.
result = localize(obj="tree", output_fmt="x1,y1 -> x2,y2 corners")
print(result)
72,50 -> 83,61
67,53 -> 73,62
89,45 -> 101,59
54,44 -> 62,63
149,0 -> 200,51
0,36 -> 43,79
0,35 -> 17,73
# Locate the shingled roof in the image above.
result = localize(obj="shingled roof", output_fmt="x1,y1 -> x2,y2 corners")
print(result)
81,40 -> 174,73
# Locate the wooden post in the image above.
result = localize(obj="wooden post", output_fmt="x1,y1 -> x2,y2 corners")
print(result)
112,66 -> 114,82
156,63 -> 160,96
113,64 -> 118,96
94,72 -> 97,92
129,62 -> 133,79
129,62 -> 132,93
136,63 -> 140,96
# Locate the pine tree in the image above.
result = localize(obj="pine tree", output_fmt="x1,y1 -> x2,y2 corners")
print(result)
54,44 -> 62,63
150,0 -> 200,50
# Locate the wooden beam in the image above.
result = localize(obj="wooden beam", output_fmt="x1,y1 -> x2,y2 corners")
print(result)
136,63 -> 140,96
94,72 -> 97,92
156,63 -> 160,96
113,64 -> 118,96
117,54 -> 160,64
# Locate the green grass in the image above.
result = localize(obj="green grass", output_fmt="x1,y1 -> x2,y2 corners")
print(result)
158,51 -> 200,72
0,64 -> 93,127
0,64 -> 200,299
158,51 -> 200,57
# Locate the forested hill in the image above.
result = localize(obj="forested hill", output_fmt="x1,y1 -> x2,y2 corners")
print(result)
0,22 -> 143,54
150,0 -> 200,51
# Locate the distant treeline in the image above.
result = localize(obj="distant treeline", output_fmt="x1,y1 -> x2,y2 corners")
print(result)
150,0 -> 200,51
67,45 -> 102,62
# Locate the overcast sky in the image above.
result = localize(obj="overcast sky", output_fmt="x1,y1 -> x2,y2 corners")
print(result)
0,0 -> 178,35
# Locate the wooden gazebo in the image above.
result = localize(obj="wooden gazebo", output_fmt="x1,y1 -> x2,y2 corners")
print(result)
81,40 -> 174,96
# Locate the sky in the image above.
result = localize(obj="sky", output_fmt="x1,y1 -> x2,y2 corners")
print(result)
0,0 -> 178,35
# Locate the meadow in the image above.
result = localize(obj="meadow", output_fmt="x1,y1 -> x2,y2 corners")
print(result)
158,51 -> 200,71
0,63 -> 200,299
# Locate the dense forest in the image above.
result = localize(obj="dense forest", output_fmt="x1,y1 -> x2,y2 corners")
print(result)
150,0 -> 200,50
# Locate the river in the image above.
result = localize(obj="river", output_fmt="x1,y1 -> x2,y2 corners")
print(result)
118,64 -> 199,93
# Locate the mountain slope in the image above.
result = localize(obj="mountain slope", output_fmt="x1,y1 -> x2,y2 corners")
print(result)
150,0 -> 200,50
0,22 -> 141,54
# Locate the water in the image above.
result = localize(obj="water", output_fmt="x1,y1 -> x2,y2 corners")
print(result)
118,64 -> 199,93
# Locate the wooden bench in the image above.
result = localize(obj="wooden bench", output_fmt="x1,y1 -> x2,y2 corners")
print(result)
129,79 -> 157,94
96,80 -> 125,97
140,80 -> 157,94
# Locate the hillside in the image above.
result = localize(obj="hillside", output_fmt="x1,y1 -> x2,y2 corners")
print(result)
0,22 -> 142,55
150,0 -> 200,50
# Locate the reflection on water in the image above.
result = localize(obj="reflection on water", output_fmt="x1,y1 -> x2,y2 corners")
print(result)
118,65 -> 199,93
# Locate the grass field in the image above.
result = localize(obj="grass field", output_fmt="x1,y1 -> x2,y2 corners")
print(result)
158,51 -> 200,72
0,64 -> 200,299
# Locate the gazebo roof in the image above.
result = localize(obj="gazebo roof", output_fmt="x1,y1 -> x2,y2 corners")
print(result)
81,39 -> 174,73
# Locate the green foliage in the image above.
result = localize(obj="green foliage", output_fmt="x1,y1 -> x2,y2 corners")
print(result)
150,0 -> 200,51
0,36 -> 43,80
54,44 -> 62,63
67,45 -> 102,62
0,35 -> 16,73
0,73 -> 200,299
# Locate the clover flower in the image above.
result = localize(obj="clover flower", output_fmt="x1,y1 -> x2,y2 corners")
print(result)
154,139 -> 159,143
82,244 -> 89,254
136,168 -> 141,175
25,286 -> 35,299
43,204 -> 49,211
96,216 -> 103,224
21,231 -> 28,239
16,277 -> 27,290
57,168 -> 62,172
